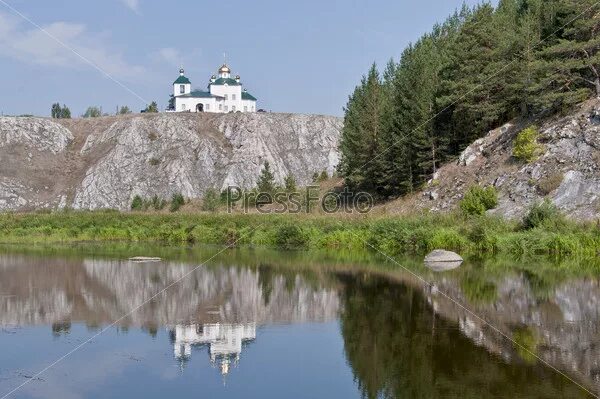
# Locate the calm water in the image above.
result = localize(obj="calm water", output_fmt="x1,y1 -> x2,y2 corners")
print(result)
0,245 -> 597,398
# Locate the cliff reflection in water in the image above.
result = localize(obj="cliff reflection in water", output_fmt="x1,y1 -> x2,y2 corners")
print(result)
0,254 -> 339,378
0,254 -> 340,327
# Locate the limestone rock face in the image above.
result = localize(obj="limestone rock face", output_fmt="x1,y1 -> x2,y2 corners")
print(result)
0,113 -> 342,211
0,117 -> 73,153
410,99 -> 600,220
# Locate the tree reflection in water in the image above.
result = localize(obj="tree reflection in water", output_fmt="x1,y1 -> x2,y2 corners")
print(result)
339,274 -> 592,399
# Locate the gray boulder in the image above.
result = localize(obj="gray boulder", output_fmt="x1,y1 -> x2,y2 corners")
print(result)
424,249 -> 463,272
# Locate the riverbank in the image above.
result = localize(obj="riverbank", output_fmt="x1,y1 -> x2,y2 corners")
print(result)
0,210 -> 598,259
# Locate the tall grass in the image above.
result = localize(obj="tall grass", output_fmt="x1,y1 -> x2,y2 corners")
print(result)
0,210 -> 598,259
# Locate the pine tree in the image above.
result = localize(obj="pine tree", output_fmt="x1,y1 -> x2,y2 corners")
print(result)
530,0 -> 600,113
511,0 -> 545,116
408,36 -> 447,186
118,106 -> 132,115
83,106 -> 101,118
339,0 -> 600,199
284,175 -> 297,193
257,162 -> 276,193
51,103 -> 61,118
338,64 -> 383,192
377,25 -> 455,196
145,102 -> 159,113
438,3 -> 514,150
374,59 -> 400,197
60,105 -> 71,119
338,83 -> 365,188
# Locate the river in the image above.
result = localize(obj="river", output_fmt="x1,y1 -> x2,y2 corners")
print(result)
0,244 -> 597,398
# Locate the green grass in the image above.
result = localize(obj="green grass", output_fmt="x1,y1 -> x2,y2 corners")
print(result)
0,210 -> 599,262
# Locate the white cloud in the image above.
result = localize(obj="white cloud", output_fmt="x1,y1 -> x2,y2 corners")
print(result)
153,47 -> 205,75
156,47 -> 183,67
0,12 -> 146,80
120,0 -> 140,13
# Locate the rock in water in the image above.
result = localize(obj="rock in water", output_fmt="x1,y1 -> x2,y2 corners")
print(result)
129,256 -> 162,263
424,249 -> 463,272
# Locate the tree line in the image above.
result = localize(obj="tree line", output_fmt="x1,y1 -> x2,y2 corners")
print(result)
339,0 -> 600,198
50,103 -> 158,118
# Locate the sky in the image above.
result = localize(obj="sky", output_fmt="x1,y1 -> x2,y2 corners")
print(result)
0,0 -> 495,117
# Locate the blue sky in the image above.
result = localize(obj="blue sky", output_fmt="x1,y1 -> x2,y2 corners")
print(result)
0,0 -> 493,117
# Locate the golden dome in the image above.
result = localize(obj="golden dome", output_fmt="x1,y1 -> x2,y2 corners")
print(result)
219,64 -> 231,73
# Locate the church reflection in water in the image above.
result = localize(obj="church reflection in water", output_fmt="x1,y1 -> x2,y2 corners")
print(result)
170,323 -> 256,376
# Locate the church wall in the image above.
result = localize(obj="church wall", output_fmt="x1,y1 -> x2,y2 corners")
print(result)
175,95 -> 255,113
210,85 -> 244,112
173,83 -> 191,97
175,97 -> 220,113
242,99 -> 256,112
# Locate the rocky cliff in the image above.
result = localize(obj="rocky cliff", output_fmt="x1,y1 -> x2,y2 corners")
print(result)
0,112 -> 342,211
406,99 -> 600,220
3,101 -> 600,219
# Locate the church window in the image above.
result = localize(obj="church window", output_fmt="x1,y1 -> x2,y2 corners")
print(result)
224,94 -> 228,100
224,105 -> 229,112
182,104 -> 186,110
232,94 -> 236,101
232,106 -> 236,112
180,85 -> 185,94
206,103 -> 210,111
219,104 -> 222,111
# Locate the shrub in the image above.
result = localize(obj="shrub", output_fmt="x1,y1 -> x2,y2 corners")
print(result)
536,173 -> 563,196
82,106 -> 102,118
131,195 -> 144,211
275,224 -> 308,249
151,195 -> 166,210
189,224 -> 221,244
221,187 -> 241,208
427,228 -> 470,252
522,200 -> 563,230
544,233 -> 580,255
223,227 -> 241,247
460,185 -> 498,216
201,188 -> 220,212
169,193 -> 185,212
284,175 -> 297,193
513,126 -> 543,162
467,223 -> 498,252
319,170 -> 329,182
149,157 -> 160,166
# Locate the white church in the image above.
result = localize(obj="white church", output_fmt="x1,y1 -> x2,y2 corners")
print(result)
170,64 -> 258,113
